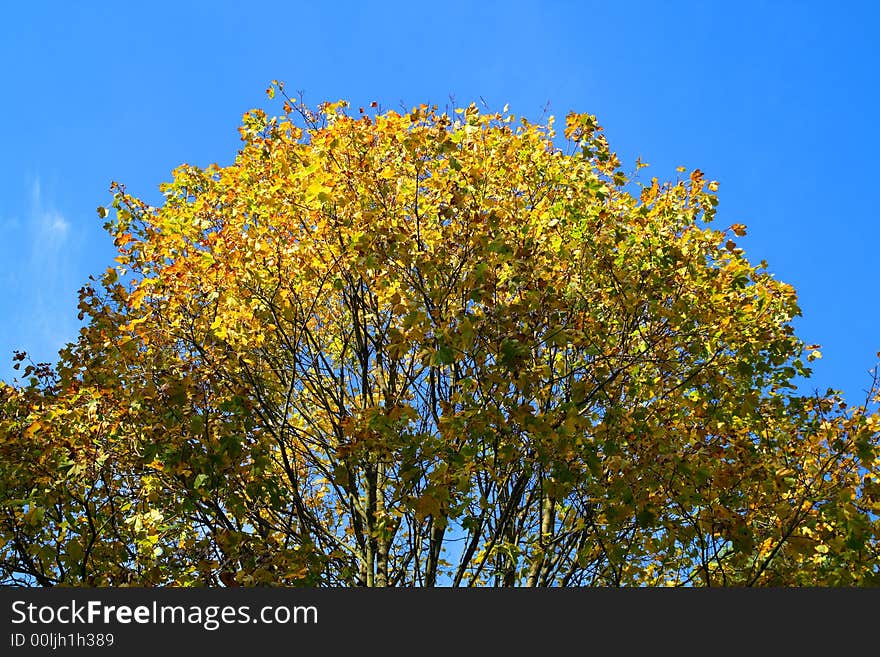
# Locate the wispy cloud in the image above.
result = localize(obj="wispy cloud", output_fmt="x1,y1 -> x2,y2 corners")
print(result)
0,175 -> 79,380
28,175 -> 78,358
30,176 -> 70,253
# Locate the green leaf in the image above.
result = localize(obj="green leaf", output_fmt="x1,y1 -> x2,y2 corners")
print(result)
433,344 -> 455,366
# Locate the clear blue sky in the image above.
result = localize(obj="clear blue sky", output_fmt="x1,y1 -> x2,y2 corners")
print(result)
1,1 -> 877,405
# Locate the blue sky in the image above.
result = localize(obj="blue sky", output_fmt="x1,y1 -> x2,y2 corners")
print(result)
1,1 -> 877,405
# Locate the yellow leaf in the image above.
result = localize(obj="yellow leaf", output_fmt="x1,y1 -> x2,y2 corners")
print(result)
23,421 -> 41,439
129,286 -> 147,310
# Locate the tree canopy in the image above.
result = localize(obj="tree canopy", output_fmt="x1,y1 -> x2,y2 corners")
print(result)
2,85 -> 879,586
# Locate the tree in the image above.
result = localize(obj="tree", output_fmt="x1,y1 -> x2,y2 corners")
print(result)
1,85 -> 878,586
